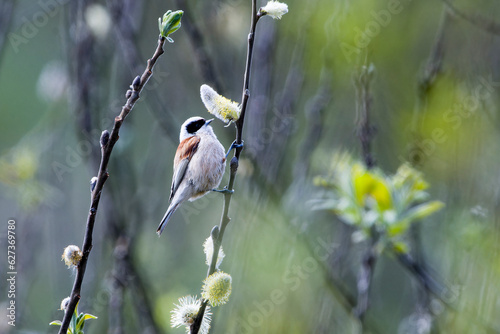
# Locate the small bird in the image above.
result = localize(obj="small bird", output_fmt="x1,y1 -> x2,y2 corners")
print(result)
157,116 -> 226,235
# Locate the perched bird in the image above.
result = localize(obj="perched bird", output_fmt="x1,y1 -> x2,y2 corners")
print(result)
157,117 -> 226,235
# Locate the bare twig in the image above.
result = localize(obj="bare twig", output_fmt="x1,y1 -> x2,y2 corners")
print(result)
260,59 -> 303,184
354,228 -> 379,321
127,258 -> 161,334
109,236 -> 128,334
105,154 -> 161,333
417,9 -> 447,106
353,63 -> 376,169
58,35 -> 167,334
293,72 -> 331,180
442,0 -> 500,36
353,63 -> 377,322
174,0 -> 223,92
245,24 -> 275,157
409,8 -> 448,167
190,1 -> 261,332
0,0 -> 15,62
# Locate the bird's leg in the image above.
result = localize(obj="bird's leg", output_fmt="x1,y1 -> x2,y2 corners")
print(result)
212,187 -> 234,195
225,140 -> 244,158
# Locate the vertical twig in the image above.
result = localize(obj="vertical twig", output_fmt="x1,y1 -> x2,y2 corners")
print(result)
354,229 -> 378,320
353,62 -> 377,322
174,0 -> 223,92
405,11 -> 448,329
293,72 -> 331,181
245,24 -> 275,158
109,236 -> 128,334
58,35 -> 167,334
127,259 -> 161,333
0,0 -> 15,62
104,155 -> 161,333
190,1 -> 260,332
354,63 -> 376,169
409,8 -> 448,166
259,54 -> 303,184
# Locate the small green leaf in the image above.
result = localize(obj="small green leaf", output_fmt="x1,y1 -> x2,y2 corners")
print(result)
158,10 -> 183,39
403,201 -> 444,223
49,320 -> 62,326
392,241 -> 409,254
76,312 -> 98,329
313,176 -> 335,188
76,315 -> 85,330
387,220 -> 410,237
83,314 -> 98,320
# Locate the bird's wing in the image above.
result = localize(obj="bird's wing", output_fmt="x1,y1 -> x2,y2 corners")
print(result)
169,135 -> 200,201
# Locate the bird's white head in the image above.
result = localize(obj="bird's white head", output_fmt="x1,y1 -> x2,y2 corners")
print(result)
179,116 -> 215,142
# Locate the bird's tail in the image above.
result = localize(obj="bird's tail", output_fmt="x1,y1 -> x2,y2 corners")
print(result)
157,203 -> 180,236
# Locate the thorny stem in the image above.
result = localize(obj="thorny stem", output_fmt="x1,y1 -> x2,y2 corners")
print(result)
190,1 -> 260,333
58,35 -> 167,334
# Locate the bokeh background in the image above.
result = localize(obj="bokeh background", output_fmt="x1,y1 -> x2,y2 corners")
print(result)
1,0 -> 500,333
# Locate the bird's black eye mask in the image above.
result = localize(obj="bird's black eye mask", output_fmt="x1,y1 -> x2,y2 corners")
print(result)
186,119 -> 206,134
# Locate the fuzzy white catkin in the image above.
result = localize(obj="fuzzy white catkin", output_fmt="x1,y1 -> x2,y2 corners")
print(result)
203,236 -> 225,269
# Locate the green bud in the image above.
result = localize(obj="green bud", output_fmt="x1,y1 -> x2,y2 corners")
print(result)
158,10 -> 183,42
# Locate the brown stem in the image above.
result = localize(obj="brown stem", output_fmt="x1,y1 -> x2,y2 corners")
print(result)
58,35 -> 166,334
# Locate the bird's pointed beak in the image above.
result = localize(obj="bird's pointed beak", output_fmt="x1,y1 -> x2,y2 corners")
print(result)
205,118 -> 214,125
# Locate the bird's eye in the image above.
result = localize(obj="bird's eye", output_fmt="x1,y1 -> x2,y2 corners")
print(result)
186,119 -> 206,134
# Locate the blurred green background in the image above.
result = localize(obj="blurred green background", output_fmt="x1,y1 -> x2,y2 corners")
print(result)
1,0 -> 500,333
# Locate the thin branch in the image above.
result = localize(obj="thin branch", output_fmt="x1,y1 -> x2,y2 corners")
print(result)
174,0 -> 224,92
410,8 -> 448,165
393,248 -> 449,303
0,0 -> 15,63
354,229 -> 379,321
353,63 -> 377,322
260,59 -> 303,184
105,156 -> 161,333
190,1 -> 261,332
127,258 -> 161,334
442,0 -> 500,36
417,9 -> 447,105
109,236 -> 127,334
353,63 -> 376,169
58,35 -> 167,334
293,74 -> 331,180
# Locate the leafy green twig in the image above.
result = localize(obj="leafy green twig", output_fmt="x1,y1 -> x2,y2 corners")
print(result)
51,300 -> 97,334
